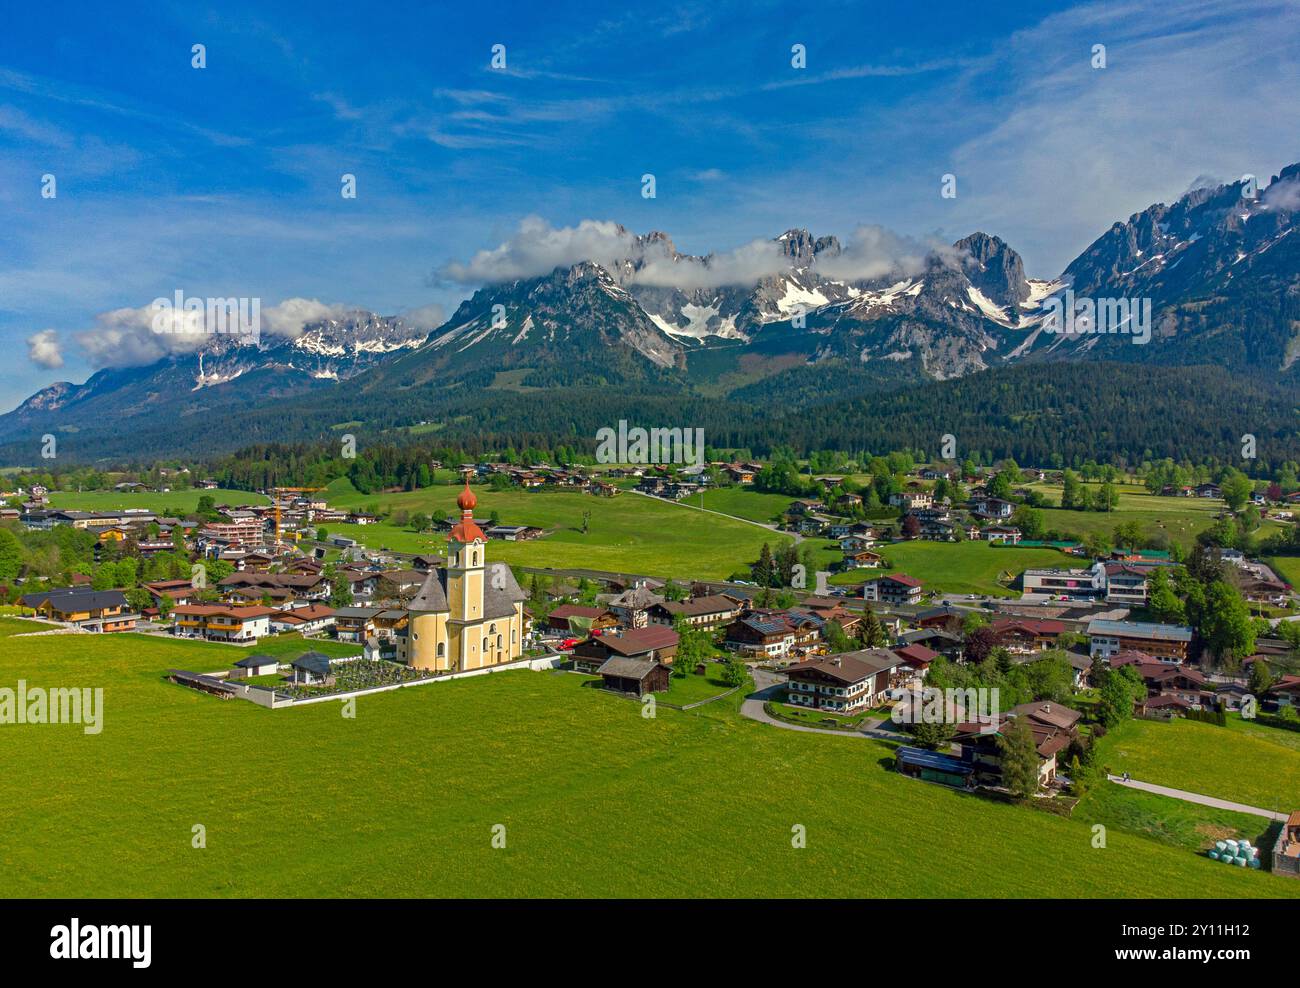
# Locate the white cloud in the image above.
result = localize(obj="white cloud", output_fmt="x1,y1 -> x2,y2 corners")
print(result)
260,298 -> 350,337
438,217 -> 639,284
1262,176 -> 1300,212
26,329 -> 63,369
398,303 -> 446,331
439,217 -> 949,290
71,296 -> 360,369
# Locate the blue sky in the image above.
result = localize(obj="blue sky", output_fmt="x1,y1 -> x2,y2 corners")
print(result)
1,0 -> 1298,409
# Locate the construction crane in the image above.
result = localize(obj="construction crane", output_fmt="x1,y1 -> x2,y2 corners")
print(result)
271,486 -> 326,548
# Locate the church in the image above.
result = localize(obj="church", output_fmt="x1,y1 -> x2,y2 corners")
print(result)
396,480 -> 528,672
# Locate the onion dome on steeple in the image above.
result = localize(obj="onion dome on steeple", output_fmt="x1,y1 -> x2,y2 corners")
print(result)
450,476 -> 485,544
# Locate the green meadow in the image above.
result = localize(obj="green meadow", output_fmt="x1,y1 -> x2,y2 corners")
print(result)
1025,482 -> 1230,547
0,632 -> 1295,898
826,542 -> 1070,596
321,480 -> 788,580
1095,717 -> 1300,813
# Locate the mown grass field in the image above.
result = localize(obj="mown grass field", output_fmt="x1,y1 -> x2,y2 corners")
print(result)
0,633 -> 1294,898
1025,482 -> 1230,547
321,480 -> 788,580
0,616 -> 59,637
1096,717 -> 1300,813
826,542 -> 1069,596
45,488 -> 268,512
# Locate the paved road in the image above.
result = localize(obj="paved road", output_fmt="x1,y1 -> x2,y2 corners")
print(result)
1106,775 -> 1289,821
741,668 -> 905,742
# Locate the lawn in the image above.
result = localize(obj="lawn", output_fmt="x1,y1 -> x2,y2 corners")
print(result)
1095,717 -> 1300,813
1264,556 -> 1300,589
660,667 -> 741,706
0,633 -> 1293,898
318,480 -> 790,581
0,616 -> 60,637
677,487 -> 796,524
827,542 -> 1069,597
45,488 -> 268,513
1025,482 -> 1224,547
136,631 -> 362,667
1073,777 -> 1274,853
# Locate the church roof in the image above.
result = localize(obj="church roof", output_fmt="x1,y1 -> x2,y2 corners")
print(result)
409,569 -> 449,612
405,561 -> 527,617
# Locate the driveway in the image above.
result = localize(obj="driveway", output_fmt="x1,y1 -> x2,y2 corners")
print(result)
1106,775 -> 1289,821
741,667 -> 905,742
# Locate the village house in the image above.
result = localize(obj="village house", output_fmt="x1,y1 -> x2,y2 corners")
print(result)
842,548 -> 885,570
269,604 -> 336,636
723,614 -> 799,659
862,573 -> 924,606
647,594 -> 744,632
595,656 -> 672,697
1266,676 -> 1300,710
989,617 -> 1066,653
969,524 -> 1022,544
955,700 -> 1082,788
546,604 -> 618,634
889,490 -> 933,511
20,587 -> 137,632
606,582 -> 666,629
783,649 -> 903,713
893,643 -> 939,678
143,579 -> 199,607
170,604 -> 279,642
1110,652 -> 1211,707
898,627 -> 965,658
967,495 -> 1015,520
1087,619 -> 1192,661
571,625 -> 680,673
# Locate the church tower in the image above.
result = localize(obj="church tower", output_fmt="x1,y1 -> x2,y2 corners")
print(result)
446,477 -> 487,668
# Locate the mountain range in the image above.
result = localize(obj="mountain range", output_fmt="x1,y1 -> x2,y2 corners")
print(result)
4,164 -> 1299,465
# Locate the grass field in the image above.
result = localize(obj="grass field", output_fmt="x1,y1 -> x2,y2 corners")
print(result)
45,488 -> 268,512
1096,717 -> 1300,813
320,480 -> 789,581
0,632 -> 1294,898
0,616 -> 59,637
827,542 -> 1069,596
1025,482 -> 1228,547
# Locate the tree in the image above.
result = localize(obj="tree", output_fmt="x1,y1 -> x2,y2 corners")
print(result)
1248,657 -> 1273,696
1147,567 -> 1185,623
901,514 -> 921,539
1220,469 -> 1254,513
0,528 -> 22,582
1199,581 -> 1255,664
672,617 -> 708,676
751,543 -> 776,588
997,718 -> 1041,798
721,658 -> 748,688
910,719 -> 955,750
823,619 -> 853,654
1061,470 -> 1083,510
1097,666 -> 1140,728
1011,505 -> 1045,540
857,609 -> 887,648
964,625 -> 999,665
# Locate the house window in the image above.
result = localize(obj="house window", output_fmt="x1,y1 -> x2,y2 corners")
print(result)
471,551 -> 478,566
437,642 -> 445,658
482,637 -> 489,651
497,635 -> 502,648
